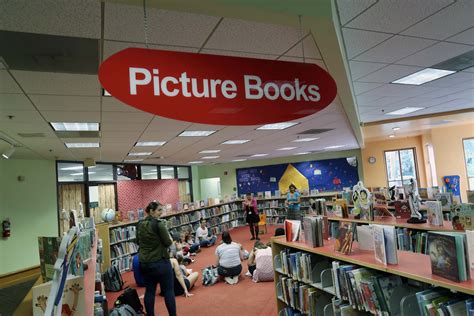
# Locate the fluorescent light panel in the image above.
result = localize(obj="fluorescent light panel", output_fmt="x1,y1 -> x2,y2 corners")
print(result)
128,152 -> 152,156
278,147 -> 297,151
199,150 -> 221,154
392,68 -> 455,85
222,140 -> 250,145
189,161 -> 203,164
60,166 -> 83,171
325,145 -> 344,149
135,141 -> 166,147
294,152 -> 310,155
386,107 -> 424,115
392,127 -> 401,131
51,122 -> 99,131
65,143 -> 100,148
257,122 -> 298,130
124,159 -> 143,162
293,137 -> 319,142
179,131 -> 215,137
389,134 -> 396,138
232,159 -> 247,162
202,156 -> 220,159
251,154 -> 268,157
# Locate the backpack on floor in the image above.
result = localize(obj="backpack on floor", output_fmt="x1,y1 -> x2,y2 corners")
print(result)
132,254 -> 145,287
103,265 -> 124,292
109,304 -> 139,316
115,287 -> 143,314
202,265 -> 218,286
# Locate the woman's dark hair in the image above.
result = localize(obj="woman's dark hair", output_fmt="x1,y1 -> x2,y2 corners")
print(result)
222,231 -> 232,244
274,227 -> 285,236
246,192 -> 252,196
254,240 -> 267,249
145,201 -> 161,213
289,184 -> 297,190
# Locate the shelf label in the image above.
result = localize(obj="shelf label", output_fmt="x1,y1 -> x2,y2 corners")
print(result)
99,48 -> 337,125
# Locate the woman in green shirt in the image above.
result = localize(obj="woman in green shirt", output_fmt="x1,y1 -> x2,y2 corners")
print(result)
137,201 -> 175,316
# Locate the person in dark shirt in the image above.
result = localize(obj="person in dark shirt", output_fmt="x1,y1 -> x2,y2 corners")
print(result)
137,201 -> 175,316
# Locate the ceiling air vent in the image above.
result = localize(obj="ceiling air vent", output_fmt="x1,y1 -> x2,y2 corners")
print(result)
297,129 -> 333,135
54,131 -> 100,138
18,132 -> 45,138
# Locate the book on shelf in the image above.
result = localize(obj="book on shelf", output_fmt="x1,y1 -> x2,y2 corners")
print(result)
373,224 -> 398,265
427,187 -> 440,199
285,220 -> 301,242
274,190 -> 281,197
127,210 -> 136,222
468,191 -> 474,204
394,200 -> 411,219
466,230 -> 474,269
265,191 -> 271,199
419,188 -> 428,199
436,192 -> 453,211
426,200 -> 443,226
302,216 -> 328,248
454,203 -> 474,230
427,231 -> 469,282
334,222 -> 356,255
38,236 -> 62,282
355,225 -> 374,251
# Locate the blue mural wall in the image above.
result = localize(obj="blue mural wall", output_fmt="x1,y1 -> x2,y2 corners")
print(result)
236,157 -> 359,196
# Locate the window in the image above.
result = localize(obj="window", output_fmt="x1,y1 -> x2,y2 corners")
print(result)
177,166 -> 190,179
57,162 -> 84,182
426,144 -> 438,187
160,166 -> 175,179
88,164 -> 113,182
141,165 -> 158,180
384,148 -> 418,188
463,138 -> 474,189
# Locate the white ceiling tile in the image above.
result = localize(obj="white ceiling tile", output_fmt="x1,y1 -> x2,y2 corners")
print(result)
200,49 -> 276,60
447,27 -> 474,45
283,34 -> 321,59
102,97 -> 142,113
0,110 -> 44,123
277,57 -> 326,69
352,82 -> 384,95
443,88 -> 473,99
401,0 -> 474,40
341,28 -> 391,59
345,0 -> 454,34
336,0 -> 377,25
140,130 -> 181,140
0,93 -> 33,111
359,84 -> 438,98
104,3 -> 219,47
205,18 -> 303,55
423,71 -> 474,88
101,131 -> 143,139
348,61 -> 388,80
354,36 -> 436,63
464,67 -> 474,73
357,64 -> 423,83
397,42 -> 473,67
0,0 -> 101,38
101,122 -> 145,132
11,71 -> 100,96
101,112 -> 153,123
40,111 -> 100,122
419,86 -> 473,98
146,116 -> 191,132
0,71 -> 22,93
422,98 -> 474,112
103,40 -> 198,59
30,95 -> 100,112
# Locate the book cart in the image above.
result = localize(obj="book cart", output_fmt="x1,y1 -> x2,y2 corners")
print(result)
271,217 -> 474,316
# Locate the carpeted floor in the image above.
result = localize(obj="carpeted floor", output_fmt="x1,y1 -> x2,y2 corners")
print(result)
0,277 -> 39,316
106,225 -> 281,316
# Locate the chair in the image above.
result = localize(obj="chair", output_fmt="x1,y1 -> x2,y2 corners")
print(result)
258,213 -> 267,234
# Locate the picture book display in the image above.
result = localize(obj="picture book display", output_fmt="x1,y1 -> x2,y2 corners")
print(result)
455,203 -> 474,230
356,225 -> 374,251
38,237 -> 62,282
285,219 -> 301,242
435,192 -> 453,211
467,230 -> 474,270
373,225 -> 398,265
426,200 -> 443,226
334,222 -> 356,255
394,201 -> 411,219
302,216 -> 328,247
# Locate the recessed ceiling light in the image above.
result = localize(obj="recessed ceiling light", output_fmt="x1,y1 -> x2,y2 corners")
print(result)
179,131 -> 216,137
202,156 -> 220,159
128,152 -> 152,156
386,107 -> 424,115
293,137 -> 319,143
51,122 -> 99,131
389,134 -> 396,138
124,159 -> 143,162
135,141 -> 166,147
232,159 -> 247,162
199,150 -> 221,154
278,147 -> 297,151
251,154 -> 268,157
103,89 -> 111,97
294,152 -> 310,155
65,143 -> 100,148
189,161 -> 203,164
392,68 -> 455,85
324,145 -> 345,149
60,166 -> 84,171
392,127 -> 401,131
222,140 -> 250,145
256,122 -> 299,130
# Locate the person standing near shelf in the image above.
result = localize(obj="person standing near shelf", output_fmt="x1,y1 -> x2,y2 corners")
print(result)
243,193 -> 260,240
136,201 -> 175,316
285,184 -> 301,222
195,220 -> 217,247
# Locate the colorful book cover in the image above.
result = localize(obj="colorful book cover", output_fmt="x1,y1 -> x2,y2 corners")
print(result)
394,201 -> 411,219
426,200 -> 443,226
468,191 -> 474,204
466,230 -> 474,269
334,222 -> 356,255
375,275 -> 402,315
38,236 -> 62,282
373,225 -> 387,265
285,219 -> 301,242
436,192 -> 452,211
457,203 -> 474,230
427,232 -> 460,282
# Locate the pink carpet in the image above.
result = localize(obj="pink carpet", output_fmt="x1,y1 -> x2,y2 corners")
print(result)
106,225 -> 281,315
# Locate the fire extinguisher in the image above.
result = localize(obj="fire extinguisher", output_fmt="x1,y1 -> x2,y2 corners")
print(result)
2,218 -> 11,238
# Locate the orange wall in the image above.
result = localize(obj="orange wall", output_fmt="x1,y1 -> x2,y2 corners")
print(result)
361,135 -> 427,188
430,122 -> 474,202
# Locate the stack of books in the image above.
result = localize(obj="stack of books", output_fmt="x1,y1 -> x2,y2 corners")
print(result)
416,288 -> 471,315
396,228 -> 428,254
302,216 -> 328,247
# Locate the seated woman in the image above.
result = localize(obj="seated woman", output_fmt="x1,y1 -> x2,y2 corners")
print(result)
247,241 -> 274,282
164,254 -> 199,298
182,230 -> 200,255
215,231 -> 244,285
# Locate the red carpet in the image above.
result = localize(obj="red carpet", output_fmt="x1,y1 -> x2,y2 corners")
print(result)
106,225 -> 281,315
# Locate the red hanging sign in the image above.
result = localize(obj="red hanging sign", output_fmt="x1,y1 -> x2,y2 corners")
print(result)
98,48 -> 337,125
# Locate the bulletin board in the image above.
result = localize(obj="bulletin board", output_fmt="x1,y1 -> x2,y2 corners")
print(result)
236,157 -> 359,196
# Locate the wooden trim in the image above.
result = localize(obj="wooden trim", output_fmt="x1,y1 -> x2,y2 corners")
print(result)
13,277 -> 41,316
360,108 -> 474,126
0,265 -> 40,289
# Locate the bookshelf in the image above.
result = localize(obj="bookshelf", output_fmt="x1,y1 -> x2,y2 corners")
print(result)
272,237 -> 474,316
